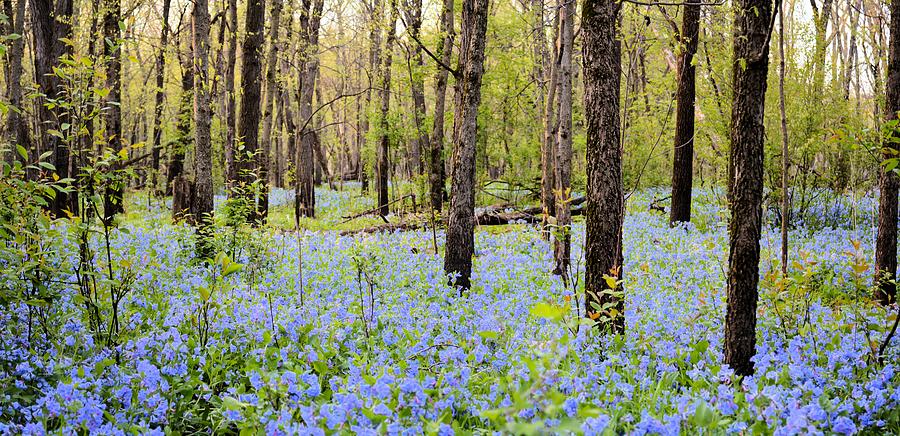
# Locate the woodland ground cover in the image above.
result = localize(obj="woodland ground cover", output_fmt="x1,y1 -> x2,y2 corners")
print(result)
1,188 -> 898,435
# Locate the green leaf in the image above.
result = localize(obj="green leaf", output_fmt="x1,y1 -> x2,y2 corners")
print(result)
477,330 -> 499,341
16,144 -> 27,160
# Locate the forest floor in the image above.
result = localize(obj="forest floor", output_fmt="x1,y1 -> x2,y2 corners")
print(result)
2,186 -> 899,434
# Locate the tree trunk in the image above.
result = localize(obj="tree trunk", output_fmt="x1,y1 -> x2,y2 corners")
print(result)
294,0 -> 324,220
31,0 -> 74,216
443,0 -> 490,291
192,0 -> 214,245
541,7 -> 561,240
553,0 -> 574,280
429,0 -> 453,213
5,0 -> 29,160
669,0 -> 701,225
259,0 -> 283,221
779,0 -> 790,276
166,35 -> 194,197
405,0 -> 427,176
150,0 -> 172,195
377,1 -> 397,217
102,0 -> 124,221
224,0 -> 239,189
725,0 -> 773,376
582,0 -> 624,335
810,0 -> 834,96
236,0 -> 266,221
874,0 -> 900,305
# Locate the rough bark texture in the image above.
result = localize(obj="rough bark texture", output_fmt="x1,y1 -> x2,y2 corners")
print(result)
376,1 -> 397,217
582,0 -> 624,334
192,0 -> 214,237
31,0 -> 74,216
429,0 -> 453,212
669,0 -> 701,225
553,0 -> 574,279
102,0 -> 124,220
874,0 -> 900,306
725,0 -> 773,377
150,0 -> 172,195
259,0 -> 283,221
294,0 -> 324,220
224,0 -> 238,189
443,0 -> 490,291
236,0 -> 266,221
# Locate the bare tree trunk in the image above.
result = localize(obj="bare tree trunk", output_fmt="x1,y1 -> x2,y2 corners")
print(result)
377,1 -> 397,216
294,0 -> 324,220
224,0 -> 239,190
102,0 -> 125,220
669,0 -> 701,225
405,0 -> 427,176
810,0 -> 834,95
444,0 -> 490,291
779,0 -> 790,276
259,0 -> 283,221
553,0 -> 574,280
150,0 -> 172,195
582,0 -> 624,334
168,33 -> 193,198
193,0 -> 214,248
5,0 -> 29,160
725,0 -> 774,376
875,0 -> 900,305
236,0 -> 266,221
541,6 -> 561,239
32,0 -> 74,215
429,0 -> 453,212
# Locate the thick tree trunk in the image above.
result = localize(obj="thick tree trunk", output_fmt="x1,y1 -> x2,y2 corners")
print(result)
102,0 -> 124,221
31,0 -> 74,216
443,0 -> 489,291
669,0 -> 701,225
582,0 -> 624,334
779,2 -> 790,276
874,0 -> 900,305
810,0 -> 834,96
429,0 -> 453,212
294,0 -> 324,220
224,0 -> 238,189
259,0 -> 283,221
193,0 -> 214,241
725,0 -> 773,376
553,0 -> 574,280
150,0 -> 172,195
236,0 -> 266,221
377,1 -> 397,217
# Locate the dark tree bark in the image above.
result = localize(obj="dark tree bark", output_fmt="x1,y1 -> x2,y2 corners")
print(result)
224,0 -> 239,189
404,0 -> 427,176
294,0 -> 324,220
669,0 -> 701,225
102,0 -> 125,221
31,0 -> 74,216
874,0 -> 900,306
582,0 -> 624,334
5,0 -> 29,159
166,35 -> 194,197
553,0 -> 574,280
192,0 -> 214,239
429,0 -> 453,212
150,0 -> 172,195
724,0 -> 774,377
376,1 -> 397,217
541,5 -> 561,240
236,0 -> 266,221
443,0 -> 490,291
259,0 -> 283,221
